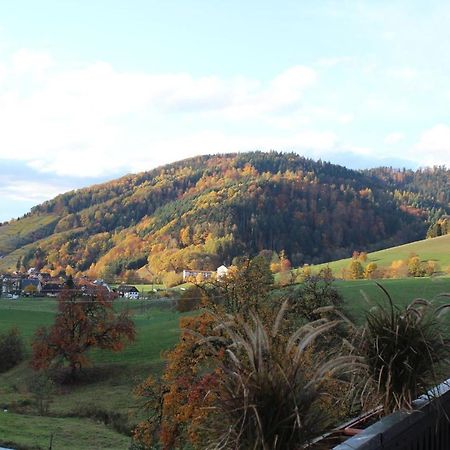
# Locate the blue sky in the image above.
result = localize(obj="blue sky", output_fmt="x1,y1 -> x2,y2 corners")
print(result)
0,1 -> 449,222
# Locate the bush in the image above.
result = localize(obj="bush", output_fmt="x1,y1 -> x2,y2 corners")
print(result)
288,269 -> 344,324
28,372 -> 54,415
0,328 -> 24,373
176,285 -> 205,312
199,304 -> 354,449
162,271 -> 183,288
347,260 -> 364,279
357,285 -> 450,414
133,304 -> 356,450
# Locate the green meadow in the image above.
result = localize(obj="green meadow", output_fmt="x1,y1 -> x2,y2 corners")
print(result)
1,275 -> 450,449
313,234 -> 450,276
335,276 -> 450,321
0,299 -> 183,449
0,214 -> 59,255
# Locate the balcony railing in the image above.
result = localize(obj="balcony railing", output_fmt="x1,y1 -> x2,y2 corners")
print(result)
333,378 -> 450,450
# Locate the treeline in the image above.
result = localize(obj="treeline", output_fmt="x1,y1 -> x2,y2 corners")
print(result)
365,166 -> 450,236
339,252 -> 442,280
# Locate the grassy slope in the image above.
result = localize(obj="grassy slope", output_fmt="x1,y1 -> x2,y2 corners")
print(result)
0,227 -> 88,273
0,214 -> 59,255
313,234 -> 450,276
0,299 -> 182,450
336,276 -> 450,322
2,276 -> 450,448
0,413 -> 131,450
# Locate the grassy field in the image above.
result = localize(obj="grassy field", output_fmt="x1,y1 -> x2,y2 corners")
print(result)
313,234 -> 450,276
1,276 -> 450,449
335,276 -> 450,321
0,214 -> 59,255
0,412 -> 131,450
0,298 -> 183,449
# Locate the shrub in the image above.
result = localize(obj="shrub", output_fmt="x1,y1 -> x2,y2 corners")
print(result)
388,259 -> 408,278
162,271 -> 183,288
176,285 -> 205,312
0,328 -> 24,373
288,269 -> 344,323
133,304 -> 357,450
425,260 -> 438,276
28,372 -> 54,415
407,255 -> 426,277
364,262 -> 378,279
357,285 -> 450,414
347,260 -> 364,279
203,304 -> 355,449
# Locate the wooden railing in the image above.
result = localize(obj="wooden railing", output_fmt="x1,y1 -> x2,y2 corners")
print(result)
333,378 -> 450,450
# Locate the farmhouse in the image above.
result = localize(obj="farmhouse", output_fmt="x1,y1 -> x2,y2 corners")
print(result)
182,269 -> 214,282
21,278 -> 42,295
1,275 -> 22,296
216,265 -> 229,279
92,279 -> 111,291
117,285 -> 140,299
40,282 -> 64,297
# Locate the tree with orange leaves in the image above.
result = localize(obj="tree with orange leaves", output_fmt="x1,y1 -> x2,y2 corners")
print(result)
133,312 -> 223,449
31,287 -> 135,377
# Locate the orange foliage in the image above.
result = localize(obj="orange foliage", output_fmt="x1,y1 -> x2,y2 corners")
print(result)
133,312 -> 224,449
31,287 -> 135,375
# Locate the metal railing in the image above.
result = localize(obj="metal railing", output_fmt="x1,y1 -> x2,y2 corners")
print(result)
333,378 -> 450,450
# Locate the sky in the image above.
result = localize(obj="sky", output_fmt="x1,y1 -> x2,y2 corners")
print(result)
0,0 -> 450,222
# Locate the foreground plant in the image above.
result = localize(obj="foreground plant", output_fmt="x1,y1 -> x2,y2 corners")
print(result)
206,303 -> 356,450
357,285 -> 450,414
134,302 -> 356,450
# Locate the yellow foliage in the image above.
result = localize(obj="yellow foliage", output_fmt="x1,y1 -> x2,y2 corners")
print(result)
389,259 -> 408,278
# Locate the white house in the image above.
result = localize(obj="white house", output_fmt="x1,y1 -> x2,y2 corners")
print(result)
216,265 -> 229,279
182,269 -> 214,282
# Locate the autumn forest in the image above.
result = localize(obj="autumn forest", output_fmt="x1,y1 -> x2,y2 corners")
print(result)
0,152 -> 448,283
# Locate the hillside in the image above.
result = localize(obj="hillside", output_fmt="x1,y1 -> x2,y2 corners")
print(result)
314,234 -> 450,276
0,152 -> 448,280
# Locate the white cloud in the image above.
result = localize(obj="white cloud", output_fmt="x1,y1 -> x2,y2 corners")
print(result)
385,132 -> 404,145
11,49 -> 53,77
93,129 -> 340,176
1,45 -> 445,193
338,113 -> 354,124
381,31 -> 396,41
0,179 -> 70,203
387,67 -> 417,81
315,56 -> 353,68
0,51 -> 323,177
414,124 -> 450,166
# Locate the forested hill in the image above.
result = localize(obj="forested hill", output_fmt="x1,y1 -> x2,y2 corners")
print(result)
0,152 -> 448,280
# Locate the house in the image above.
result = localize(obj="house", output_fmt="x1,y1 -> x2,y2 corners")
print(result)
38,272 -> 51,282
21,278 -> 42,296
41,282 -> 64,297
117,285 -> 140,299
182,269 -> 214,282
93,279 -> 112,292
1,275 -> 22,297
216,265 -> 229,279
27,267 -> 38,276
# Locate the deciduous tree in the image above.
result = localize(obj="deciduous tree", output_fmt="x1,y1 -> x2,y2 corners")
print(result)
31,288 -> 135,377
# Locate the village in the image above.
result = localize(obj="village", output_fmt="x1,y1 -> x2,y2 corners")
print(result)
0,265 -> 229,300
